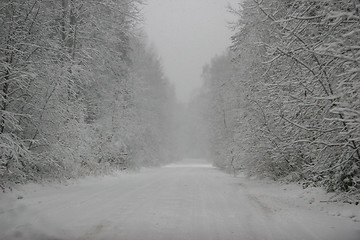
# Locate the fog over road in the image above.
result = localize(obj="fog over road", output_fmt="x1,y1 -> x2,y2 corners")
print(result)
1,159 -> 359,240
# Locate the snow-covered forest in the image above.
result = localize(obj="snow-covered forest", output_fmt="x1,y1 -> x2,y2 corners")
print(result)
193,0 -> 359,195
1,0 -> 359,197
0,0 -> 180,190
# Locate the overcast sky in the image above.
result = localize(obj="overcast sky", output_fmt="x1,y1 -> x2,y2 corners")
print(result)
142,0 -> 239,103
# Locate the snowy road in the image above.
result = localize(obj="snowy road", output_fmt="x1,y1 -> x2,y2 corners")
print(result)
1,159 -> 359,240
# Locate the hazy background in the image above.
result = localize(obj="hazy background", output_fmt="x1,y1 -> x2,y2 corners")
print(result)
143,0 -> 239,103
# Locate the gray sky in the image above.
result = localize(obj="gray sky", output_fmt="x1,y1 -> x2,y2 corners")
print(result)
143,0 -> 239,103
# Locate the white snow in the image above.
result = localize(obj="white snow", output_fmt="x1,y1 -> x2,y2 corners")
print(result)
0,159 -> 359,240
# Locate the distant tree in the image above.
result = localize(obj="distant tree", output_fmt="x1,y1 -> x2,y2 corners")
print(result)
130,39 -> 178,166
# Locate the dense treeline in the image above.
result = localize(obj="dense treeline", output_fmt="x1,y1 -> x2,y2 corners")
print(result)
0,0 -> 176,190
200,0 -> 359,196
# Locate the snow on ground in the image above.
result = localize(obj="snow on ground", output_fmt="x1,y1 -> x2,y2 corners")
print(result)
0,159 -> 359,240
236,173 -> 360,222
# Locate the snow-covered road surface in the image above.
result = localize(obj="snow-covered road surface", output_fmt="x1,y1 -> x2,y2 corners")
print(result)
1,159 -> 359,240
